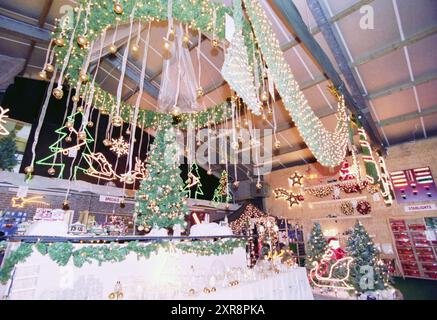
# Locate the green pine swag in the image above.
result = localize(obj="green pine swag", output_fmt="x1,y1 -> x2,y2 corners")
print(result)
0,239 -> 246,284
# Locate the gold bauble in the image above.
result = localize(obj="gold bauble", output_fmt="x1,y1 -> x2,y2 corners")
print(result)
65,121 -> 73,128
87,121 -> 94,128
211,38 -> 219,48
24,166 -> 34,174
196,87 -> 204,98
131,43 -> 139,52
77,131 -> 87,140
137,225 -> 144,231
207,169 -> 212,175
79,70 -> 88,83
77,106 -> 84,113
225,204 -> 230,210
55,38 -> 65,47
108,44 -> 117,54
72,95 -> 80,103
65,136 -> 72,143
256,182 -> 263,190
38,70 -> 47,79
261,91 -> 269,102
274,140 -> 281,149
112,115 -> 123,127
53,87 -> 64,100
233,181 -> 240,189
103,138 -> 112,147
62,200 -> 70,210
182,34 -> 190,46
170,106 -> 181,116
77,35 -> 88,47
48,168 -> 56,176
211,287 -> 216,292
231,141 -> 239,150
45,64 -> 54,73
113,2 -> 123,14
124,174 -> 134,185
163,39 -> 171,51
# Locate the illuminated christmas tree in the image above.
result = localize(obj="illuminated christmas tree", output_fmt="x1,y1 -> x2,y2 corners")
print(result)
185,162 -> 204,199
306,223 -> 329,270
135,125 -> 189,231
212,170 -> 232,204
346,221 -> 391,292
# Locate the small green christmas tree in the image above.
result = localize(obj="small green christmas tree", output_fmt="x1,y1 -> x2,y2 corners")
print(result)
185,162 -> 204,199
306,223 -> 328,270
135,125 -> 189,230
0,132 -> 17,171
347,221 -> 391,293
212,170 -> 232,205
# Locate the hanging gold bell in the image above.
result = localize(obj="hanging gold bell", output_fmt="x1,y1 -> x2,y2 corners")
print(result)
76,106 -> 84,113
274,140 -> 281,149
65,121 -> 73,128
103,138 -> 112,147
112,115 -> 123,127
207,169 -> 213,175
108,44 -> 117,54
87,121 -> 94,128
53,86 -> 64,100
77,131 -> 87,140
196,87 -> 204,98
45,64 -> 54,73
211,38 -> 219,48
182,34 -> 190,46
65,136 -> 72,143
72,95 -> 80,103
261,91 -> 269,102
38,70 -> 47,79
48,168 -> 56,176
79,70 -> 88,83
170,106 -> 181,116
77,35 -> 88,47
113,2 -> 123,14
124,174 -> 135,185
131,43 -> 139,52
24,166 -> 34,174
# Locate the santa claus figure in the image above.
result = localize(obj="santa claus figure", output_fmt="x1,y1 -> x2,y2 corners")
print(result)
327,237 -> 346,260
338,161 -> 355,181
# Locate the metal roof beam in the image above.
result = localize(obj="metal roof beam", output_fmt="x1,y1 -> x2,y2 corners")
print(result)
0,14 -> 51,43
377,105 -> 437,127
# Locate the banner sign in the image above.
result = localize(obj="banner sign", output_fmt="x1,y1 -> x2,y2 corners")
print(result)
404,204 -> 436,212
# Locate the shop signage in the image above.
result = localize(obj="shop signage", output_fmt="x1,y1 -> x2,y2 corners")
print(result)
404,204 -> 436,212
99,195 -> 134,204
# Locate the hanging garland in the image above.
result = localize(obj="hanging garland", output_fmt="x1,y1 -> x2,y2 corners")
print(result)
0,238 -> 246,284
305,180 -> 368,198
356,200 -> 371,215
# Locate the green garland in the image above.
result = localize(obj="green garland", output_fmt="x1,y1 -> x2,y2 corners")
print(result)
0,238 -> 246,284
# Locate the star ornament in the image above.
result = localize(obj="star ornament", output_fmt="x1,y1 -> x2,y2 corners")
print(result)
0,106 -> 10,136
110,136 -> 129,157
288,171 -> 304,187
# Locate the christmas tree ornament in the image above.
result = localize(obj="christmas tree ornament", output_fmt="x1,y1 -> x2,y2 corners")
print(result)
65,136 -> 72,143
55,38 -> 65,47
112,115 -> 123,127
182,34 -> 190,46
211,38 -> 219,48
62,200 -> 70,210
171,106 -> 181,116
233,181 -> 240,189
53,86 -> 64,100
110,136 -> 129,157
231,141 -> 239,150
124,174 -> 135,185
77,131 -> 87,141
38,70 -> 47,79
274,140 -> 281,149
76,106 -> 84,113
207,169 -> 212,175
77,35 -> 88,47
113,2 -> 123,14
24,166 -> 34,174
108,44 -> 117,54
288,171 -> 304,187
72,95 -> 80,103
185,162 -> 204,199
256,182 -> 262,189
87,121 -> 94,128
79,70 -> 88,83
131,43 -> 139,52
163,38 -> 171,51
260,91 -> 268,102
45,64 -> 54,73
48,167 -> 56,176
340,201 -> 354,216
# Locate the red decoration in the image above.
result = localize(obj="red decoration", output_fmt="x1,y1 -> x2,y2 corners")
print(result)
356,200 -> 371,215
338,160 -> 355,181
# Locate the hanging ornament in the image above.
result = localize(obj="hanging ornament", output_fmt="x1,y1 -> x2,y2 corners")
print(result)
65,120 -> 74,128
171,106 -> 181,116
72,95 -> 80,103
62,200 -> 70,210
38,70 -> 47,79
55,38 -> 65,47
231,141 -> 239,150
288,171 -> 304,187
79,70 -> 88,83
274,140 -> 281,150
163,38 -> 171,51
87,121 -> 94,128
45,64 -> 54,73
24,166 -> 34,175
113,2 -> 123,14
131,43 -> 139,52
110,136 -> 129,157
47,167 -> 56,176
77,131 -> 87,141
112,115 -> 123,127
196,87 -> 204,98
256,182 -> 263,190
273,188 -> 303,207
207,169 -> 213,175
109,44 -> 117,54
124,174 -> 135,185
76,106 -> 84,113
53,86 -> 64,100
356,200 -> 371,215
233,181 -> 240,189
182,34 -> 190,46
65,136 -> 72,143
211,38 -> 219,48
77,35 -> 88,47
260,91 -> 269,102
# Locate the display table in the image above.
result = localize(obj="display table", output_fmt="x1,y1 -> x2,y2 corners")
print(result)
182,268 -> 314,300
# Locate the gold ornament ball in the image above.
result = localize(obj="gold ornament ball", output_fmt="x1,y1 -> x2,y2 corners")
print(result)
79,71 -> 88,83
171,106 -> 181,116
112,115 -> 123,127
77,106 -> 84,113
274,140 -> 281,149
55,38 -> 65,47
72,95 -> 80,103
48,168 -> 56,176
196,87 -> 204,98
233,181 -> 240,189
207,169 -> 212,175
87,121 -> 94,128
38,70 -> 47,79
137,225 -> 144,231
131,43 -> 139,52
78,131 -> 87,140
211,38 -> 219,48
53,87 -> 64,100
124,174 -> 135,185
225,204 -> 230,210
103,138 -> 112,147
65,121 -> 73,128
256,182 -> 263,189
182,34 -> 190,45
113,2 -> 123,14
77,35 -> 88,47
261,91 -> 269,102
45,64 -> 54,73
108,44 -> 117,54
24,166 -> 34,174
163,39 -> 171,51
231,141 -> 239,150
65,136 -> 72,143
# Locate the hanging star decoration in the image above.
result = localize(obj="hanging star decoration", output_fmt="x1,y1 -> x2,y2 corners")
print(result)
110,136 -> 129,157
288,171 -> 304,187
273,188 -> 304,207
0,106 -> 10,136
11,196 -> 50,208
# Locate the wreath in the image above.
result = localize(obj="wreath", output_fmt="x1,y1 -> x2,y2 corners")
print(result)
340,201 -> 354,216
356,200 -> 371,215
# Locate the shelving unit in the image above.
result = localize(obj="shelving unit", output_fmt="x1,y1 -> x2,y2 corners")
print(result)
389,217 -> 437,280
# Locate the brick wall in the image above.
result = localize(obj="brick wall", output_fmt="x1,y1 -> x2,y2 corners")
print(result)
264,137 -> 437,250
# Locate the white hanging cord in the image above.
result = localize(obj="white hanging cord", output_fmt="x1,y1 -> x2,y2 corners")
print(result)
83,0 -> 91,35
128,22 -> 151,173
57,5 -> 82,88
173,26 -> 183,110
29,66 -> 58,168
43,40 -> 53,68
112,21 -> 119,45
197,29 -> 202,89
137,119 -> 145,157
52,86 -> 73,168
115,7 -> 136,116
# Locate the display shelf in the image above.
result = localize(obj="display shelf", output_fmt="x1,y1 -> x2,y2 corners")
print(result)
308,195 -> 368,207
311,215 -> 372,222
